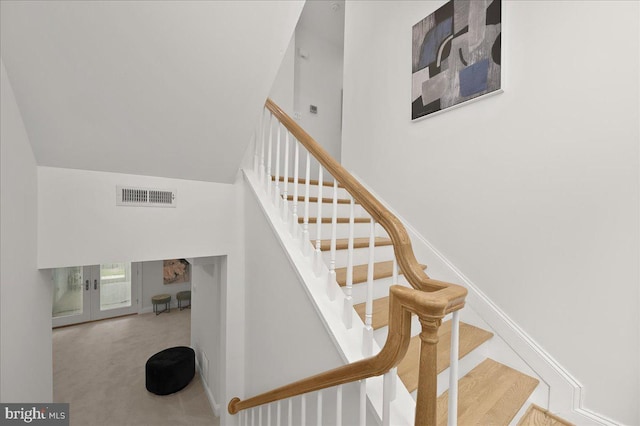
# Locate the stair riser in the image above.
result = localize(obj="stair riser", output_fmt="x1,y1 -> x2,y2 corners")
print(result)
280,183 -> 351,200
321,245 -> 395,269
304,222 -> 373,239
343,276 -> 410,305
285,202 -> 365,218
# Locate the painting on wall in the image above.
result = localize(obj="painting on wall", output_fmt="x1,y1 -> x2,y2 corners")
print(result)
163,259 -> 190,284
412,0 -> 501,120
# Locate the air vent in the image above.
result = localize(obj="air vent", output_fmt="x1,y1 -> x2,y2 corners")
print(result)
116,186 -> 176,207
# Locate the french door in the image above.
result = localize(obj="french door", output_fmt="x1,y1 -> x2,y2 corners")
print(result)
52,263 -> 139,327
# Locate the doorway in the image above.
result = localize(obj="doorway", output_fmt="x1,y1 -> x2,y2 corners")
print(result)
51,262 -> 139,327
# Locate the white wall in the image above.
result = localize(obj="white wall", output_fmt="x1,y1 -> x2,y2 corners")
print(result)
38,167 -> 237,268
342,1 -> 639,424
269,34 -> 296,117
294,27 -> 344,163
140,260 -> 191,312
243,180 -> 344,392
190,257 -> 223,415
0,60 -> 53,402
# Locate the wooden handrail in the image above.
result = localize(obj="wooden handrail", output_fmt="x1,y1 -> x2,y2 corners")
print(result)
265,98 -> 452,295
228,284 -> 466,425
228,99 -> 469,423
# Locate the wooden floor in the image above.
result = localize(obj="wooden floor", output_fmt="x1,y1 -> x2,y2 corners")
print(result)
517,405 -> 574,426
436,359 -> 539,426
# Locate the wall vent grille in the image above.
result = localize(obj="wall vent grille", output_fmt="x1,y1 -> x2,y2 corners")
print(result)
116,186 -> 176,207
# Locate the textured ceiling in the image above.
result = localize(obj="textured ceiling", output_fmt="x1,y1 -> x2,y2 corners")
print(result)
0,1 -> 304,183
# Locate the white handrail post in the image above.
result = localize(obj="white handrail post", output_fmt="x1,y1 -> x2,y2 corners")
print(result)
282,130 -> 290,223
316,390 -> 323,426
274,123 -> 281,208
314,167 -> 324,275
362,219 -> 376,357
259,405 -> 263,426
448,310 -> 460,426
259,109 -> 267,185
287,399 -> 292,426
359,380 -> 366,426
253,109 -> 262,174
290,141 -> 300,238
277,401 -> 281,426
301,152 -> 311,256
336,385 -> 343,426
267,404 -> 272,426
343,195 -> 355,328
327,179 -> 339,300
252,407 -> 255,426
301,394 -> 306,426
382,371 -> 393,426
266,114 -> 273,195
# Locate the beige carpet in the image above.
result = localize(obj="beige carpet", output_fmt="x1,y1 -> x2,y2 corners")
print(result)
53,309 -> 219,426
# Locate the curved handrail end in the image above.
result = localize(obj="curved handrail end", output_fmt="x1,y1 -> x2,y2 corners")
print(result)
228,397 -> 240,415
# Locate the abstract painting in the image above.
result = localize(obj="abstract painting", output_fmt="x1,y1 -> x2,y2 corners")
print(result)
163,259 -> 190,284
412,0 -> 501,119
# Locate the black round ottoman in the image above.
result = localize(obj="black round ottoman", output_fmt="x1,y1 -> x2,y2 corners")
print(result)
145,346 -> 195,395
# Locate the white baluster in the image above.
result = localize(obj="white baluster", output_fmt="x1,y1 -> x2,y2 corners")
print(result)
288,398 -> 293,426
382,371 -> 393,426
252,407 -> 255,426
301,152 -> 311,256
259,405 -> 263,426
336,385 -> 343,426
301,394 -> 306,426
259,109 -> 267,185
282,130 -> 290,223
448,310 -> 460,426
266,114 -> 273,195
254,107 -> 264,174
290,141 -> 300,237
316,390 -> 323,426
392,256 -> 398,286
314,167 -> 324,275
274,123 -> 281,207
389,367 -> 397,401
277,401 -> 282,426
268,404 -> 272,426
359,380 -> 366,426
343,195 -> 355,328
327,179 -> 338,300
362,219 -> 376,357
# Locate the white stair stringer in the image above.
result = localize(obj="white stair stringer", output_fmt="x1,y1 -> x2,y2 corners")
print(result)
244,168 -> 416,426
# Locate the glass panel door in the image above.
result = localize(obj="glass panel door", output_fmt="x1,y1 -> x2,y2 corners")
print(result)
52,263 -> 139,327
52,266 -> 91,327
91,262 -> 138,321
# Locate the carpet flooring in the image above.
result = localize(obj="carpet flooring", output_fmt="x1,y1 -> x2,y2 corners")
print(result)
53,309 -> 219,426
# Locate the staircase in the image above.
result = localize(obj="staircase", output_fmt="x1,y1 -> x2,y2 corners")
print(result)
229,99 -> 573,426
294,179 -> 543,425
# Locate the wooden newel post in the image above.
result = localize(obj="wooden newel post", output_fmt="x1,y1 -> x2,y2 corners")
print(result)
415,317 -> 442,426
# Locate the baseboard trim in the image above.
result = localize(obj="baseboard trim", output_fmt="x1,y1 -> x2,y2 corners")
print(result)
351,174 -> 619,426
196,359 -> 220,417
